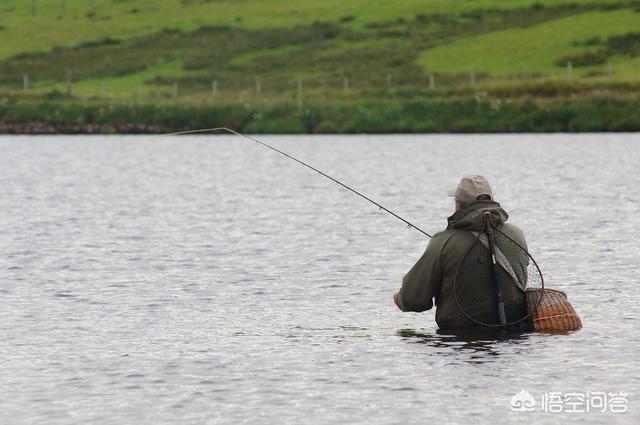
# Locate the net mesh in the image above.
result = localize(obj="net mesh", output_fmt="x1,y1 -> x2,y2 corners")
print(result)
453,225 -> 544,328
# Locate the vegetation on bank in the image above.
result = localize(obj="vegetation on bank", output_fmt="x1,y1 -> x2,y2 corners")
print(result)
1,0 -> 639,133
2,96 -> 639,134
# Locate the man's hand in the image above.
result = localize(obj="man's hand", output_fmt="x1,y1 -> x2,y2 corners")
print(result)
393,292 -> 402,310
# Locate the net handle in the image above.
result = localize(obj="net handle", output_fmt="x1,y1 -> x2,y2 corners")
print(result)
484,212 -> 507,325
452,219 -> 545,328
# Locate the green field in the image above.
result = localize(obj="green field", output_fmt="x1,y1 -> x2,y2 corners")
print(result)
1,0 -> 639,132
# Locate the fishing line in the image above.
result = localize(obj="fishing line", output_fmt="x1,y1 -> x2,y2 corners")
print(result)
164,127 -> 432,238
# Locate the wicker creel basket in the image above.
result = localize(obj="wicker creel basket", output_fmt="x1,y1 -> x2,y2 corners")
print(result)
526,288 -> 582,332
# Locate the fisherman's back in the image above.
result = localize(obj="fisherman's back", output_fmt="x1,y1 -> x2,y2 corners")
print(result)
395,191 -> 529,330
431,220 -> 528,329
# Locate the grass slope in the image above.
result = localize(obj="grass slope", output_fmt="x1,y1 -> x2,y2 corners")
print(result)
0,0 -> 588,58
417,9 -> 640,78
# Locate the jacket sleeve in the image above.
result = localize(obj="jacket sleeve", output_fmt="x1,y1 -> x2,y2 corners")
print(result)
398,238 -> 443,312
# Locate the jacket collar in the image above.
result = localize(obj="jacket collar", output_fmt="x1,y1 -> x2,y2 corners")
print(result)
447,200 -> 509,231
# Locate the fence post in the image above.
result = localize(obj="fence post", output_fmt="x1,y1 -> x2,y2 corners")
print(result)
567,61 -> 573,79
23,74 -> 29,92
296,79 -> 303,109
429,74 -> 435,90
211,80 -> 218,97
607,62 -> 613,79
386,74 -> 392,89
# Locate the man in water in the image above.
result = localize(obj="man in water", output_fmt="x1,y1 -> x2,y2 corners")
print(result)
393,175 -> 529,330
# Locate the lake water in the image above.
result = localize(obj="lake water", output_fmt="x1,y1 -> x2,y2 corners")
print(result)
0,134 -> 638,424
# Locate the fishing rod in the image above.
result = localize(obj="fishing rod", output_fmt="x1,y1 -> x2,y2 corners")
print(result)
165,127 -> 433,238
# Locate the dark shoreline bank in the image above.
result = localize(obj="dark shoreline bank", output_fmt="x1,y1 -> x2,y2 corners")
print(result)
2,123 -> 638,135
2,97 -> 639,134
0,122 -> 172,135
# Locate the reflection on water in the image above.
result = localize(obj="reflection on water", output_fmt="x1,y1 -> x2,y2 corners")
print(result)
399,327 -> 533,344
397,328 -> 534,363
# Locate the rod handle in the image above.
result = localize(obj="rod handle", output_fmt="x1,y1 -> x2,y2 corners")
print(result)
498,302 -> 507,325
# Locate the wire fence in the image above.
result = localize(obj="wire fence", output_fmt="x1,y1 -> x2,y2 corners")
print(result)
2,59 -> 624,101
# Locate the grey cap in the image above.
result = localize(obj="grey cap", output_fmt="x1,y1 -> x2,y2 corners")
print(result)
448,175 -> 493,204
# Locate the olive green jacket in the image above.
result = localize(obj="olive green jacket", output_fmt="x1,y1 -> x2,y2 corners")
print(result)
397,200 -> 528,330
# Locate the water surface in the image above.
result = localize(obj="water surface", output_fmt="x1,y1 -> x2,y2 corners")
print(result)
0,134 -> 638,424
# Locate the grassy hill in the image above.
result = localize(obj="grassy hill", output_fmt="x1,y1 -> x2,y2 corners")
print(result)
1,0 -> 640,133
